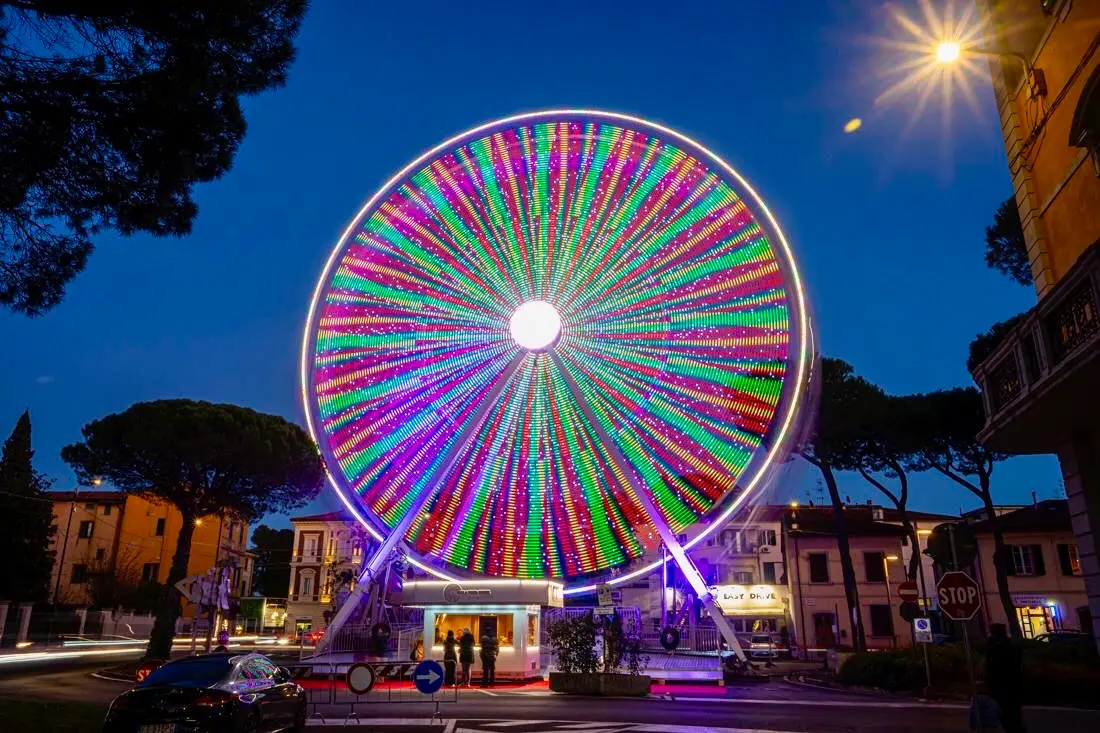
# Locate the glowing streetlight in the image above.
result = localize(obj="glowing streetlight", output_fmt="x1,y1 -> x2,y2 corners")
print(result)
935,42 -> 961,64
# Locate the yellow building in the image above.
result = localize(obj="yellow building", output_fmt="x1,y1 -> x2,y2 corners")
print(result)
967,500 -> 1088,637
969,0 -> 1100,644
47,490 -> 253,612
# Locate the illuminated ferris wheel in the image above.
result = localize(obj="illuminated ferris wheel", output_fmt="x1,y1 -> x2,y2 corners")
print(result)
302,111 -> 813,644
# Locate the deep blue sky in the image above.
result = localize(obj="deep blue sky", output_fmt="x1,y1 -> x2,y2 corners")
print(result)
1,0 -> 1060,529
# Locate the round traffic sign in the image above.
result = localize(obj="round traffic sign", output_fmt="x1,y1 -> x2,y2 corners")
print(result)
347,662 -> 375,695
898,601 -> 921,623
936,570 -> 982,620
897,580 -> 919,602
413,659 -> 445,695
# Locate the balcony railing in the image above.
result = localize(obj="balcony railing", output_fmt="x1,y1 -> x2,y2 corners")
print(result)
971,239 -> 1100,438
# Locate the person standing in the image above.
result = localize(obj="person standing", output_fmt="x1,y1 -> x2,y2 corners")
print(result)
458,627 -> 475,687
443,630 -> 458,686
479,634 -> 498,688
985,623 -> 1026,733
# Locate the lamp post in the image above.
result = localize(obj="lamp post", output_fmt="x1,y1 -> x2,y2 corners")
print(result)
883,554 -> 900,648
934,41 -> 1046,98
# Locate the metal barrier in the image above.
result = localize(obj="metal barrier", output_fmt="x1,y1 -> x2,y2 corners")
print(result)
296,659 -> 459,726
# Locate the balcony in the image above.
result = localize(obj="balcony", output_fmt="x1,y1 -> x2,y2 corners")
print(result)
971,240 -> 1100,452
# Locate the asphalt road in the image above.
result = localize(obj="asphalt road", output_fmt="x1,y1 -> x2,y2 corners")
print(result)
2,667 -> 1098,733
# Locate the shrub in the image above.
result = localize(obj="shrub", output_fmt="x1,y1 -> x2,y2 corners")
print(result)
546,615 -> 598,675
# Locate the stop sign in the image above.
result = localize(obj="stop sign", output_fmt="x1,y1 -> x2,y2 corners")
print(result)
936,571 -> 982,620
897,580 -> 919,602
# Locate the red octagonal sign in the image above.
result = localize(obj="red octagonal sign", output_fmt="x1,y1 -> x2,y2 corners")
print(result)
936,571 -> 982,620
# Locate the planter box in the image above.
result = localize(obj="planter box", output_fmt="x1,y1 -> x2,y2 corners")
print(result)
549,672 -> 652,696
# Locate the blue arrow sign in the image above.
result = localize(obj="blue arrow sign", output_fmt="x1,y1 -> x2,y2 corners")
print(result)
413,659 -> 445,695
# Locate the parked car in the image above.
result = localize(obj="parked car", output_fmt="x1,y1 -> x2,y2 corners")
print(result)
1034,630 -> 1093,646
102,652 -> 307,733
748,633 -> 779,659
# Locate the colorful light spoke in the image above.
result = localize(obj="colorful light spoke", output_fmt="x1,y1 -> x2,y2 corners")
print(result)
304,111 -> 807,583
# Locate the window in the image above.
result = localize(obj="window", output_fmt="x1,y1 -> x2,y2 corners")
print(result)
763,562 -> 777,584
141,563 -> 160,582
759,529 -> 777,546
102,504 -> 112,516
527,614 -> 538,646
84,502 -> 95,511
143,658 -> 231,687
720,530 -> 736,547
70,564 -> 88,583
95,547 -> 106,561
864,552 -> 886,583
155,518 -> 166,537
1017,605 -> 1055,639
77,520 -> 94,539
304,536 -> 318,557
1008,544 -> 1046,576
301,575 -> 313,598
732,571 -> 754,584
433,614 -> 514,647
868,605 -> 894,638
1058,544 -> 1082,576
808,553 -> 829,583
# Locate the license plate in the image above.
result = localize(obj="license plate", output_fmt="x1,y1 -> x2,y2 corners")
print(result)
140,725 -> 177,733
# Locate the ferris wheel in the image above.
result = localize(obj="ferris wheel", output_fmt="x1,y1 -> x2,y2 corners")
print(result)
302,110 -> 813,656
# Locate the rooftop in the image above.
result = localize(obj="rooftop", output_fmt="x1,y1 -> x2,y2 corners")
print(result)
969,500 -> 1072,534
45,490 -> 126,504
290,510 -> 351,523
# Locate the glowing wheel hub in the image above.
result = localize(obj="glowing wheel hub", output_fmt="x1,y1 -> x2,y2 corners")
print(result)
509,300 -> 562,351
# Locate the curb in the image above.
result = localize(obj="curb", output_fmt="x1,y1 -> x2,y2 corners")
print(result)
90,671 -> 133,683
782,674 -> 933,702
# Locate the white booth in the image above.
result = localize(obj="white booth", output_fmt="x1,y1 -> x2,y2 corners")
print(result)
397,579 -> 564,680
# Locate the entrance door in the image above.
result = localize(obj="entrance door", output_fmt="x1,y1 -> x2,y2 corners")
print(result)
479,615 -> 498,640
813,612 -> 836,649
1016,606 -> 1055,639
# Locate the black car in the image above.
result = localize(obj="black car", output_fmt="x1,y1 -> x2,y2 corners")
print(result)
103,652 -> 307,733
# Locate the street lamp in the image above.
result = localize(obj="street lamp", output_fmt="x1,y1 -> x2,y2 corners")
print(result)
933,40 -> 1046,99
883,554 -> 900,648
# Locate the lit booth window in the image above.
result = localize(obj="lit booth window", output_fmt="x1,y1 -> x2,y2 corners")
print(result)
395,580 -> 564,681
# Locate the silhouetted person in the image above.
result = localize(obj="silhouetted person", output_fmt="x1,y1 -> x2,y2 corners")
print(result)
443,630 -> 457,686
985,623 -> 1025,733
479,634 -> 498,687
458,627 -> 475,687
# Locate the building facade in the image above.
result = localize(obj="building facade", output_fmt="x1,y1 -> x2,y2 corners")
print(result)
47,490 -> 253,612
285,511 -> 367,637
969,0 -> 1100,643
967,500 -> 1088,637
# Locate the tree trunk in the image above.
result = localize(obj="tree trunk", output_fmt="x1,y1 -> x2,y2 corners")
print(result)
821,462 -> 866,651
895,507 -> 921,582
146,510 -> 197,659
980,489 -> 1023,638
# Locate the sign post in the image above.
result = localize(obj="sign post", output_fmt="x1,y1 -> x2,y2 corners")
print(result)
939,525 -> 983,732
913,617 -> 933,643
413,659 -> 445,696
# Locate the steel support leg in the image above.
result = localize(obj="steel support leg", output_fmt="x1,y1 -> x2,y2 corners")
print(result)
551,352 -> 747,662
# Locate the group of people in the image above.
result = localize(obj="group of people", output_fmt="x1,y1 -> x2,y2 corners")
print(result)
441,627 -> 499,687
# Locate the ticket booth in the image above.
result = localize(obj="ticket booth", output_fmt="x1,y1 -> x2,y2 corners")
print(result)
397,580 -> 564,680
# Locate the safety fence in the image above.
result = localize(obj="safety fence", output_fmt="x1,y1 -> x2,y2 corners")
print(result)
292,659 -> 459,725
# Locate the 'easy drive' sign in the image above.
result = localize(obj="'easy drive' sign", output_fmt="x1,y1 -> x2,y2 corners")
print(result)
712,585 -> 785,613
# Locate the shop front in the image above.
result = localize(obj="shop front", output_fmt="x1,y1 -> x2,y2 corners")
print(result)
397,579 -> 563,680
1012,594 -> 1064,638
